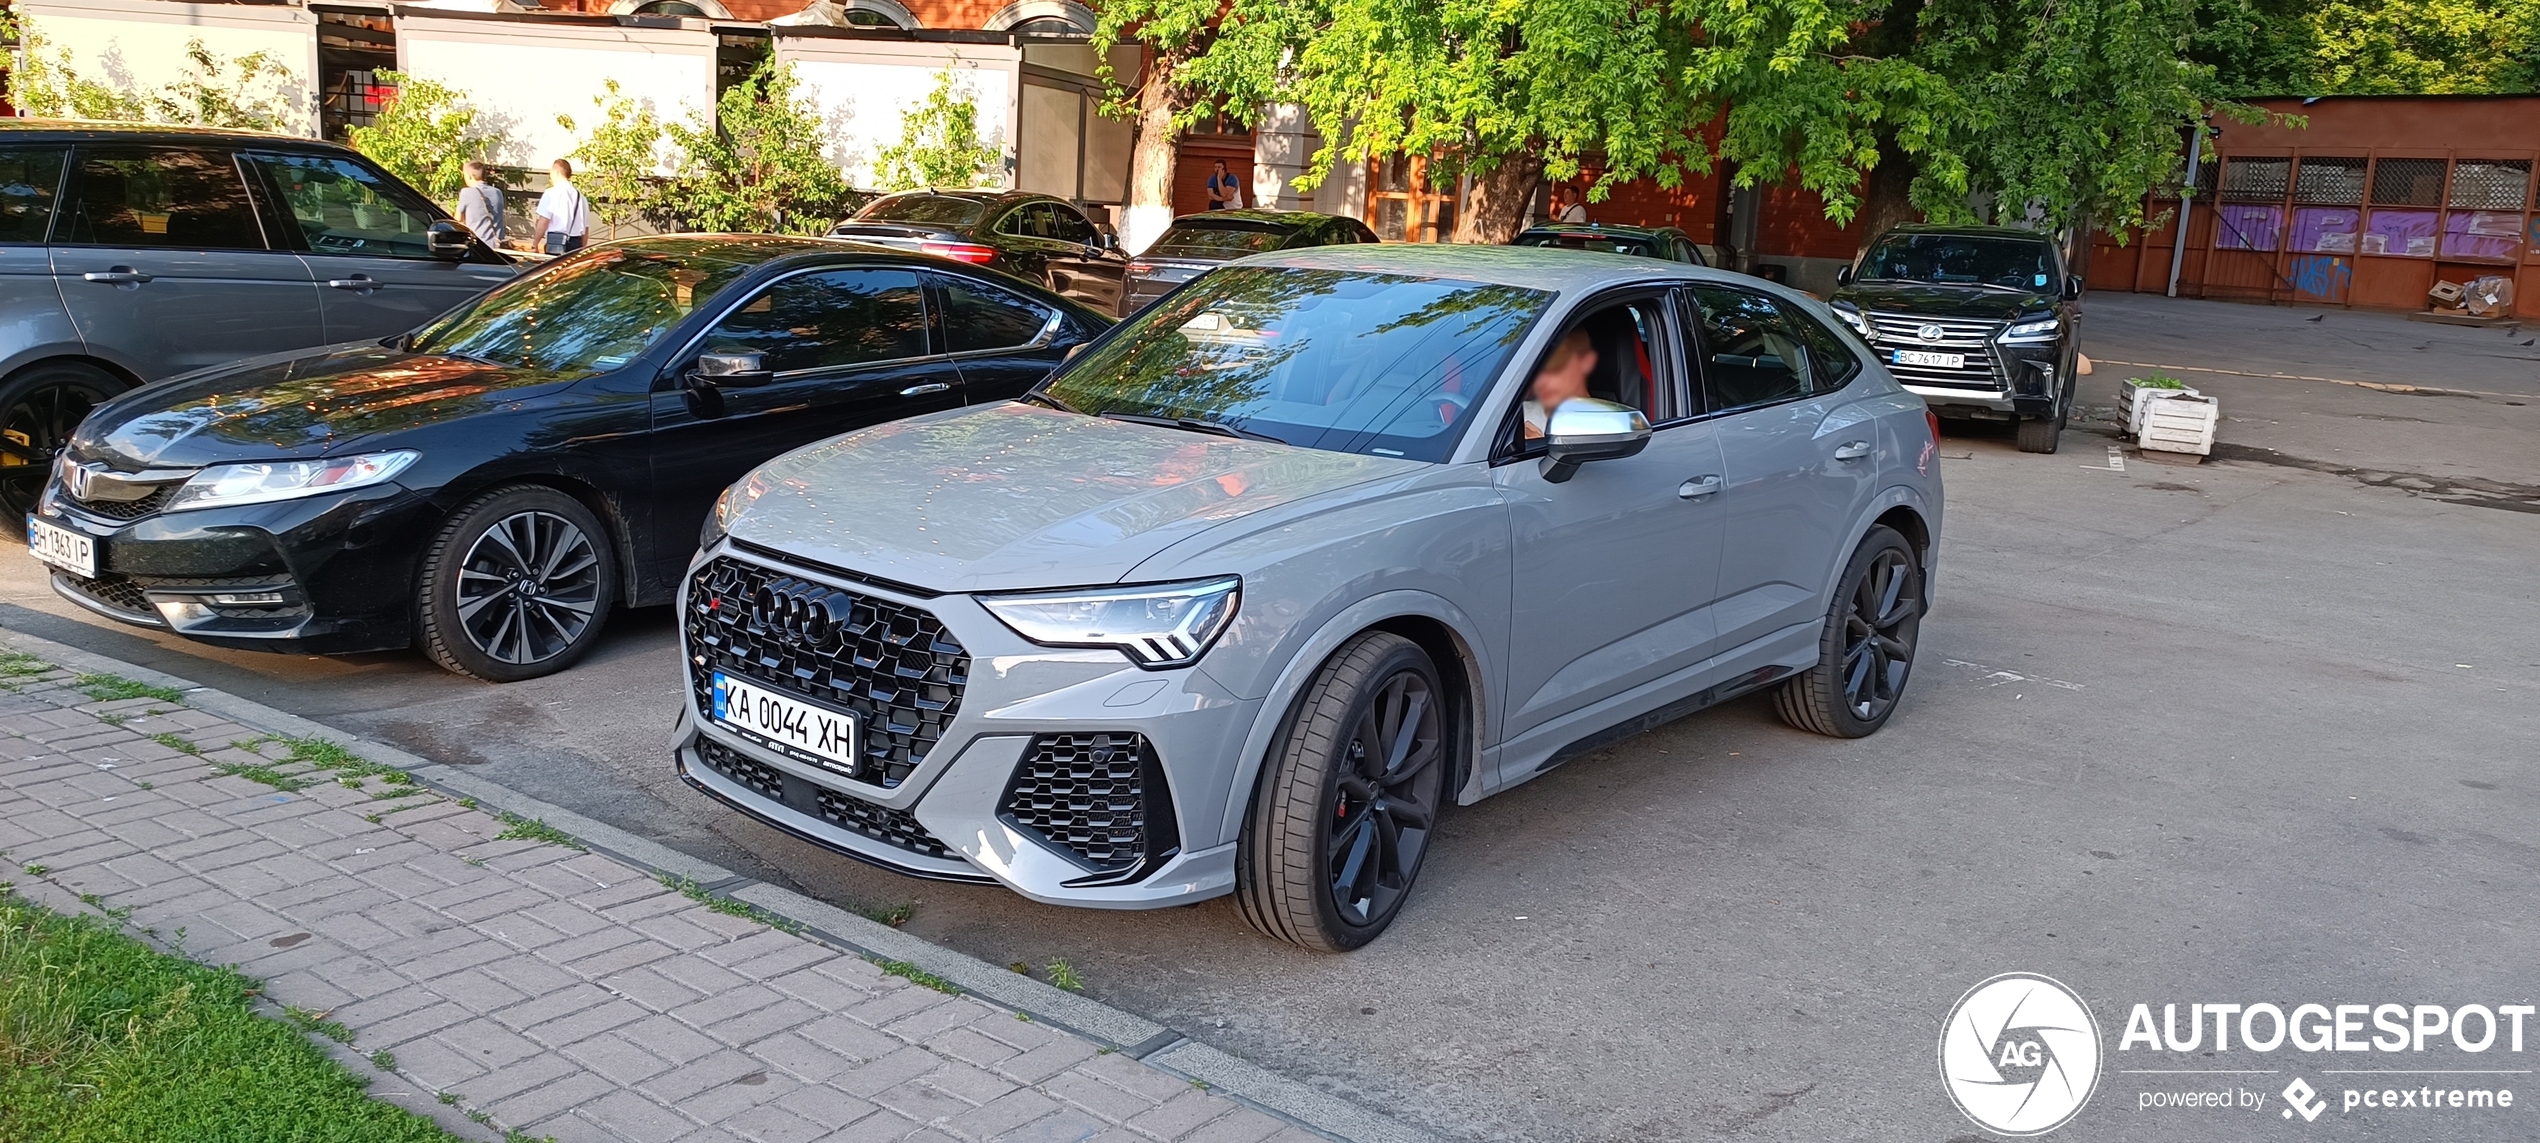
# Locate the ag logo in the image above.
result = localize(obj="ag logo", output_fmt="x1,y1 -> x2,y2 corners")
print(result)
1939,973 -> 2102,1136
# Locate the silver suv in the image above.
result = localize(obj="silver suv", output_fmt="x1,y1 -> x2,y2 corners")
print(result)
680,246 -> 1943,949
1,122 -> 514,517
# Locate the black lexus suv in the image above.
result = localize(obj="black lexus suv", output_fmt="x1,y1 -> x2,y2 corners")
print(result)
1828,225 -> 2082,453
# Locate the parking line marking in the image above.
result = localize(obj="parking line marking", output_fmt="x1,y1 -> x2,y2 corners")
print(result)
1942,658 -> 2085,691
2095,358 -> 2529,401
2080,445 -> 2128,472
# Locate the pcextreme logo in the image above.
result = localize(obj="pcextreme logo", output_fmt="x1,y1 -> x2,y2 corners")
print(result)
1939,973 -> 2104,1136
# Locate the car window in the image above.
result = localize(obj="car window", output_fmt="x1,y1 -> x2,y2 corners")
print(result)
1505,295 -> 1687,452
1782,301 -> 1863,391
245,153 -> 439,259
1048,204 -> 1097,244
993,204 -> 1034,238
1042,266 -> 1550,463
1687,286 -> 1813,411
58,147 -> 264,250
933,273 -> 1052,353
704,268 -> 928,374
858,194 -> 988,228
1857,232 -> 2056,290
1516,232 -> 1658,258
0,147 -> 66,244
411,245 -> 760,378
1150,222 -> 1285,257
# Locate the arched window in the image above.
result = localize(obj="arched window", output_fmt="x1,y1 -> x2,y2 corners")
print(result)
612,0 -> 733,16
983,0 -> 1095,33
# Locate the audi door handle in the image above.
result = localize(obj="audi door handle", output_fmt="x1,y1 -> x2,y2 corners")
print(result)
326,275 -> 381,291
898,382 -> 952,397
1833,440 -> 1873,461
1678,475 -> 1724,500
82,268 -> 151,286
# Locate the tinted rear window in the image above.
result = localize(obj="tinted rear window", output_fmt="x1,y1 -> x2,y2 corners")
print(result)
1515,232 -> 1659,257
1150,223 -> 1288,257
0,148 -> 65,243
855,194 -> 988,227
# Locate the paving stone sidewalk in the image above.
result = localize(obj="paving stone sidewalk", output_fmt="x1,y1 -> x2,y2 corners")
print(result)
0,652 -> 1320,1143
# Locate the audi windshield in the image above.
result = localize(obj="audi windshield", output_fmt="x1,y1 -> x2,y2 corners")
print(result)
1035,267 -> 1549,463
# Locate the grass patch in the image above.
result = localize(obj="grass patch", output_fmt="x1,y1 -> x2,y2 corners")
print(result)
872,959 -> 959,994
656,874 -> 801,934
281,1005 -> 354,1045
20,865 -> 47,878
94,713 -> 127,728
0,651 -> 51,678
73,673 -> 186,704
1044,959 -> 1084,993
368,1049 -> 395,1071
0,891 -> 464,1141
211,761 -> 308,793
494,813 -> 582,851
147,732 -> 202,757
858,902 -> 915,928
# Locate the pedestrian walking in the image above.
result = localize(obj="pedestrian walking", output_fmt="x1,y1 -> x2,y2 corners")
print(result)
1207,160 -> 1243,210
455,159 -> 505,249
533,159 -> 592,256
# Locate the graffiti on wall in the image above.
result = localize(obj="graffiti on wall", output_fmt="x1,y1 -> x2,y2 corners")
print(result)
2288,254 -> 2352,299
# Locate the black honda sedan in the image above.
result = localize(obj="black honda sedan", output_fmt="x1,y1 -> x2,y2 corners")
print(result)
25,235 -> 1108,680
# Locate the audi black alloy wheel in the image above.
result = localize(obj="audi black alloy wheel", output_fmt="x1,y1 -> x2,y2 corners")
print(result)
418,484 -> 617,681
1776,525 -> 1923,737
1238,631 -> 1451,951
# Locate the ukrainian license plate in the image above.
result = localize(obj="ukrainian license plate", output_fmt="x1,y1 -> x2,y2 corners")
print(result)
709,671 -> 858,776
1893,349 -> 1966,369
27,516 -> 95,578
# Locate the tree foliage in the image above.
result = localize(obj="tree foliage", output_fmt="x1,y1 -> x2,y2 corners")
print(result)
2197,0 -> 2540,95
560,80 -> 671,227
348,71 -> 502,202
872,70 -> 1006,191
10,30 -> 299,132
559,58 -> 855,235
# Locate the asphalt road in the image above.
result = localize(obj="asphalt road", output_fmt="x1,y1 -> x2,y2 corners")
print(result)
7,294 -> 2536,1141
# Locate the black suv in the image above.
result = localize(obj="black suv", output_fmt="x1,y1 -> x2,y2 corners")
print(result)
832,191 -> 1129,316
1512,222 -> 1711,265
1829,225 -> 2081,453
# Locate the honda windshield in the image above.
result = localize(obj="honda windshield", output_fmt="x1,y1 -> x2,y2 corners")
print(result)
1036,267 -> 1549,463
1857,233 -> 2056,290
408,244 -> 759,378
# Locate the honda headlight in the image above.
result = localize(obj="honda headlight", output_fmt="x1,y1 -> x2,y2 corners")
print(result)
165,450 -> 418,512
1998,316 -> 2060,343
1831,301 -> 1874,340
979,576 -> 1241,668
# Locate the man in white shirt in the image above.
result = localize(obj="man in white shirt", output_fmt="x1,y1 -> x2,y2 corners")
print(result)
1554,185 -> 1588,224
532,159 -> 592,255
455,160 -> 504,248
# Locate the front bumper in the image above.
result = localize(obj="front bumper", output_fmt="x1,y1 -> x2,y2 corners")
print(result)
671,542 -> 1256,909
1894,343 -> 2063,420
30,480 -> 434,654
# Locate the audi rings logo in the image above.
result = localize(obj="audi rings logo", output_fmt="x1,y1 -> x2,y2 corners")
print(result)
1940,973 -> 2103,1136
754,579 -> 851,642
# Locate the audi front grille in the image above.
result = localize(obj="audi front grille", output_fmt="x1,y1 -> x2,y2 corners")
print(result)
684,554 -> 967,790
1867,312 -> 2009,390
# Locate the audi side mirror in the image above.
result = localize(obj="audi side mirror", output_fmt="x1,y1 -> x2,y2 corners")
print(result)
1541,398 -> 1652,484
1835,264 -> 1856,287
426,220 -> 472,261
2062,274 -> 2084,301
691,352 -> 773,389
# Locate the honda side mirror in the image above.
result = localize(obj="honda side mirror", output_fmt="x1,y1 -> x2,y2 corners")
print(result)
691,352 -> 773,389
2062,274 -> 2084,301
1541,398 -> 1652,484
426,219 -> 471,261
1835,264 -> 1855,287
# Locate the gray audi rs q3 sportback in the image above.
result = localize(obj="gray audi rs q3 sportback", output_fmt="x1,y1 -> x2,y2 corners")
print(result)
679,245 -> 1943,949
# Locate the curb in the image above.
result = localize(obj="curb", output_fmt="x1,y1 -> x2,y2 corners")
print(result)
0,623 -> 1441,1143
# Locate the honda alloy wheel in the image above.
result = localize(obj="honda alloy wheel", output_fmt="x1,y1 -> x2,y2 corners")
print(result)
1775,525 -> 1923,738
1238,632 -> 1451,951
419,485 -> 617,682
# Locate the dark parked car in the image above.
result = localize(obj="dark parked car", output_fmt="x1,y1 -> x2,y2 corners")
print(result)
25,235 -> 1108,681
1120,210 -> 1378,313
0,121 -> 517,517
1513,222 -> 1711,266
832,191 -> 1129,317
1828,224 -> 2082,453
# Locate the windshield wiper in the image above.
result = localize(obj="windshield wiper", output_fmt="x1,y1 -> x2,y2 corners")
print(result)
1100,411 -> 1284,443
1019,390 -> 1081,414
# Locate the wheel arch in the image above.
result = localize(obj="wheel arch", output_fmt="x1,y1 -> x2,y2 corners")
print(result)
1214,591 -> 1493,847
2,352 -> 143,391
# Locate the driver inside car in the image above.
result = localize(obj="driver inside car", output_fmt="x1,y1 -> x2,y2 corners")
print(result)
1521,330 -> 1598,439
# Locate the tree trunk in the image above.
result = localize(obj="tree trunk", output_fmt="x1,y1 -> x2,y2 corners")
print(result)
1122,50 -> 1189,256
1856,138 -> 1920,253
1451,151 -> 1545,244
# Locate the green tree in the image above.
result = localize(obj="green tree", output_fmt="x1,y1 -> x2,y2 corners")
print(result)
2304,0 -> 2540,93
871,70 -> 1005,192
560,80 -> 670,227
659,58 -> 856,234
348,71 -> 500,202
1090,0 -> 1290,249
147,39 -> 299,131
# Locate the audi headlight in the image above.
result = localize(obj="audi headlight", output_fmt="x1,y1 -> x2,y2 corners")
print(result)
701,470 -> 772,549
978,576 -> 1241,668
165,450 -> 418,512
1831,302 -> 1874,340
1998,316 -> 2060,343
